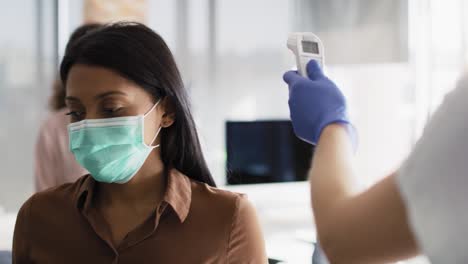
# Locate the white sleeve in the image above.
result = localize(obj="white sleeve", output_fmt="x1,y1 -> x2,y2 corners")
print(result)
397,75 -> 468,263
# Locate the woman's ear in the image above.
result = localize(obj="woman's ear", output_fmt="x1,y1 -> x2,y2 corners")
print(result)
160,97 -> 175,128
161,112 -> 176,128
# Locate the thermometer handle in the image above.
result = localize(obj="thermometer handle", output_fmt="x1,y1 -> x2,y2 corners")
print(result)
297,56 -> 323,78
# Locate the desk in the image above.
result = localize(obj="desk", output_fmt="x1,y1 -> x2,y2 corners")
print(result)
225,182 -> 316,263
224,182 -> 430,264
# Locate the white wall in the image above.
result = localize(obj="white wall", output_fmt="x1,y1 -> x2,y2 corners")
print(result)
0,0 -> 55,211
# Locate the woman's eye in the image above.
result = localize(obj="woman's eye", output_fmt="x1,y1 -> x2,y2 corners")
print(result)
66,111 -> 85,121
103,107 -> 123,116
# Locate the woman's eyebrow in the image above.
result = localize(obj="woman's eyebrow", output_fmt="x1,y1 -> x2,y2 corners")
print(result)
65,96 -> 80,102
65,91 -> 128,102
95,91 -> 127,100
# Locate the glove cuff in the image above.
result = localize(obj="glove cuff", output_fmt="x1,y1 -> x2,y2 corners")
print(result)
314,114 -> 358,152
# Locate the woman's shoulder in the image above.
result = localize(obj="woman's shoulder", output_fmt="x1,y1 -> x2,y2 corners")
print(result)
190,176 -> 244,200
187,176 -> 256,220
185,176 -> 266,262
19,175 -> 90,215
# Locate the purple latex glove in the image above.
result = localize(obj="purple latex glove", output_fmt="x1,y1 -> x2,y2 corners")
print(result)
283,60 -> 355,146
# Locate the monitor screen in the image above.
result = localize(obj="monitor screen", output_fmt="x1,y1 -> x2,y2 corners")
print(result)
226,120 -> 314,185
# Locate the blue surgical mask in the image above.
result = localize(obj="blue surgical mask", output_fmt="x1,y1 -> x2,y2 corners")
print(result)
68,101 -> 161,184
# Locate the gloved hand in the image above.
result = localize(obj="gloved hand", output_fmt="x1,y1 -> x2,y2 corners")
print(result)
283,60 -> 355,146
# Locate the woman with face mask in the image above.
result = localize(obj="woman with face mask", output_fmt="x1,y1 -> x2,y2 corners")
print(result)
13,22 -> 267,263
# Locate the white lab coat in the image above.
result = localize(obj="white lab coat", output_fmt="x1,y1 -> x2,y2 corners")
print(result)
398,74 -> 468,263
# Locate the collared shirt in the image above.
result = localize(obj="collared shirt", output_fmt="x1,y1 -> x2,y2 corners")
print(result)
13,169 -> 267,263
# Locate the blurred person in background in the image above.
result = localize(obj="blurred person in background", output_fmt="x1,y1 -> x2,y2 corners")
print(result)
14,22 -> 266,263
34,23 -> 101,192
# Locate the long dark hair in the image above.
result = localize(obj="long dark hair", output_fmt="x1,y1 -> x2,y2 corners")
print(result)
60,22 -> 216,187
49,23 -> 101,110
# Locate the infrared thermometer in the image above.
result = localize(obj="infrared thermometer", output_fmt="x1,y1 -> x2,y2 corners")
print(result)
287,32 -> 325,77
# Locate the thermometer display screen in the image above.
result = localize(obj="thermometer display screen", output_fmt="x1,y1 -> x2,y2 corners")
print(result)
302,41 -> 319,54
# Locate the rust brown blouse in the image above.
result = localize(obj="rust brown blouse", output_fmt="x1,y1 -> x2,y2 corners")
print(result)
13,169 -> 267,263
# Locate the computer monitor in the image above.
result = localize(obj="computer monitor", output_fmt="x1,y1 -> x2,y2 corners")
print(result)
226,120 -> 314,185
